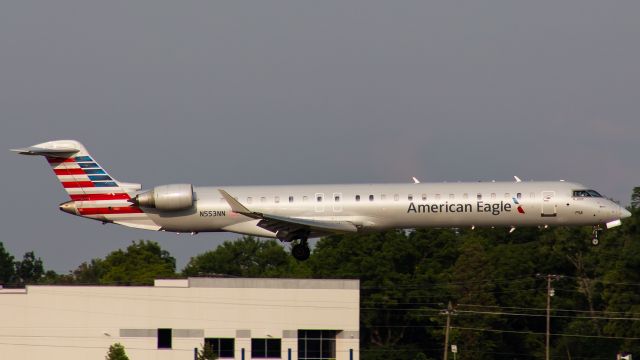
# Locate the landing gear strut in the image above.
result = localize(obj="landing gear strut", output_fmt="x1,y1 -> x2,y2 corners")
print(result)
591,225 -> 602,246
292,239 -> 311,261
277,230 -> 311,261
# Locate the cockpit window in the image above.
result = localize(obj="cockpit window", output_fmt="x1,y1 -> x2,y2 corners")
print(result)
573,190 -> 603,198
587,190 -> 603,197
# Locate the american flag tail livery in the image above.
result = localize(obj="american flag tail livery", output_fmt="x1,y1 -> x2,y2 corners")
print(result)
11,140 -> 159,231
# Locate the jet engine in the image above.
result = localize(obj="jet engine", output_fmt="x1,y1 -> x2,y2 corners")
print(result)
131,184 -> 194,211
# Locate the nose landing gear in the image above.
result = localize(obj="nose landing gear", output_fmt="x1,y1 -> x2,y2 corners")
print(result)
591,225 -> 602,246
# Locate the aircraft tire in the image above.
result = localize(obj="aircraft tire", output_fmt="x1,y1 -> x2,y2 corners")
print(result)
592,238 -> 599,246
292,243 -> 311,261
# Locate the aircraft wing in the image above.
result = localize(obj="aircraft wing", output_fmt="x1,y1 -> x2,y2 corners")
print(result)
218,189 -> 358,234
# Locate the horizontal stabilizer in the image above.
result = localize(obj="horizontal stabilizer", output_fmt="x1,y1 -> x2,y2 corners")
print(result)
11,146 -> 79,158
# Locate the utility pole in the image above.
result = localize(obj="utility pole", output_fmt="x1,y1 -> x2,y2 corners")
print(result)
442,301 -> 455,360
539,274 -> 561,360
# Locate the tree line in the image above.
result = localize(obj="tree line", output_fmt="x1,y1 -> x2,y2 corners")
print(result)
1,187 -> 639,359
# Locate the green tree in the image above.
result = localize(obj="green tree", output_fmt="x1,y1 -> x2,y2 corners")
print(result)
14,251 -> 44,284
105,343 -> 129,360
631,186 -> 640,209
100,240 -> 176,285
196,342 -> 218,360
183,236 -> 307,278
0,242 -> 15,284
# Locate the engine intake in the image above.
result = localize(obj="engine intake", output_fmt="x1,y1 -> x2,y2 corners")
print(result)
132,184 -> 194,211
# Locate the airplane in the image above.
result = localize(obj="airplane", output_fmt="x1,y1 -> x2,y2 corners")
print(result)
12,140 -> 632,261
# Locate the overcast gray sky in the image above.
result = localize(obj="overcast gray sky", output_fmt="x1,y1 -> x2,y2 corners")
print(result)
2,1 -> 638,273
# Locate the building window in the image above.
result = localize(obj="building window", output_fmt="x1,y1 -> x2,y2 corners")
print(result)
251,338 -> 281,358
298,330 -> 336,360
157,328 -> 172,349
289,196 -> 294,203
355,195 -> 360,202
205,338 -> 235,358
369,195 -> 374,201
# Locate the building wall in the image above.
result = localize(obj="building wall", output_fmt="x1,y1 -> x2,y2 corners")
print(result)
0,278 -> 359,360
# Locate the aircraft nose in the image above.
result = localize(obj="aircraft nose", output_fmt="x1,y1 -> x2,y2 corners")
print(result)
621,207 -> 632,219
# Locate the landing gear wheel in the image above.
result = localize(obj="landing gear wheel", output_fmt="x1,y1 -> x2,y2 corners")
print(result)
591,225 -> 602,246
292,242 -> 311,261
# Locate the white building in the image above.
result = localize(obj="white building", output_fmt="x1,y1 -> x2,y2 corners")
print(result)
0,278 -> 360,360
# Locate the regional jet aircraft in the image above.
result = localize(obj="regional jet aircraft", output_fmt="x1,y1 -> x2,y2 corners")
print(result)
13,140 -> 631,260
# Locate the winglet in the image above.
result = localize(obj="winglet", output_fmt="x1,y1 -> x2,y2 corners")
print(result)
218,189 -> 257,217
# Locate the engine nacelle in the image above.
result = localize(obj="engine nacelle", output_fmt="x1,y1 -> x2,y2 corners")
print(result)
132,184 -> 194,211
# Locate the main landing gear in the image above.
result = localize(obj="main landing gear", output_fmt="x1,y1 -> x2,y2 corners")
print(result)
291,239 -> 311,261
276,230 -> 311,261
591,225 -> 602,246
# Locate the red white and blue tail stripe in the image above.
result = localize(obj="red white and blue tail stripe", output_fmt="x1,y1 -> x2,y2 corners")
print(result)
13,140 -> 160,230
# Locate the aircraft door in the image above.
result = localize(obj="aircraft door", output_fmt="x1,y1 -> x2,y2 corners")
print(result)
315,193 -> 325,212
541,191 -> 557,217
332,192 -> 343,212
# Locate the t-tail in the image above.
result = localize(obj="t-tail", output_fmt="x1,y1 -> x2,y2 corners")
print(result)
12,140 -> 160,230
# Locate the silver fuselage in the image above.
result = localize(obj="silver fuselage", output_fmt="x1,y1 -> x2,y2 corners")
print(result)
138,181 -> 626,237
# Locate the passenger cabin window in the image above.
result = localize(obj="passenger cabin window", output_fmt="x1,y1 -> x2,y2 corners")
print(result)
369,195 -> 374,201
463,193 -> 468,199
504,193 -> 510,199
573,190 -> 603,198
408,194 -> 413,201
449,194 -> 455,199
517,193 -> 522,199
334,195 -> 340,202
303,196 -> 308,202
355,195 -> 361,202
422,194 -> 427,201
530,192 -> 535,198
260,197 -> 266,203
317,195 -> 323,202
274,196 -> 280,203
381,194 -> 387,200
394,194 -> 399,201
491,193 -> 496,199
289,196 -> 294,203
435,194 -> 441,200
477,193 -> 482,200
247,197 -> 253,204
